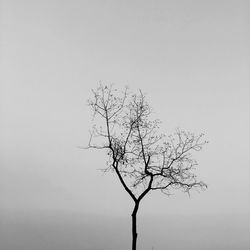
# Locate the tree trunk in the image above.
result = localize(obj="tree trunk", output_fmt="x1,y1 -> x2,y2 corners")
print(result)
132,202 -> 139,250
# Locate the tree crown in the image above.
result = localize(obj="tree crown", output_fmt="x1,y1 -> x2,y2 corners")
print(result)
88,84 -> 207,202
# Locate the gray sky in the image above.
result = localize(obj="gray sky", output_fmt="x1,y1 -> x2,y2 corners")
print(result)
1,0 -> 250,220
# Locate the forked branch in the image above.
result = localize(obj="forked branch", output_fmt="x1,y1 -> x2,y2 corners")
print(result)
87,84 -> 207,202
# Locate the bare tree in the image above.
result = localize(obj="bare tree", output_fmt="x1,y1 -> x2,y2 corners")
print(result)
87,84 -> 207,250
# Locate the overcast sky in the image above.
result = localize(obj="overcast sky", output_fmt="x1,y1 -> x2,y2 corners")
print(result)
1,0 -> 250,248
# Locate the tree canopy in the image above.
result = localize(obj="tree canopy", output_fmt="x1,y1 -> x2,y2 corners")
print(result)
88,84 -> 207,201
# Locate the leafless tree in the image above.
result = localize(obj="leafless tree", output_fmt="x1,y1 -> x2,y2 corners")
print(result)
87,84 -> 207,250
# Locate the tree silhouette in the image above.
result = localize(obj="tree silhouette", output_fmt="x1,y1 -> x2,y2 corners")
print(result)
87,84 -> 207,250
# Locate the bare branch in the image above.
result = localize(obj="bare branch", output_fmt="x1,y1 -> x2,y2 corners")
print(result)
87,84 -> 207,202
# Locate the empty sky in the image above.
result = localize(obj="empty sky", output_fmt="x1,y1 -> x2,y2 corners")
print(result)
1,0 -> 250,220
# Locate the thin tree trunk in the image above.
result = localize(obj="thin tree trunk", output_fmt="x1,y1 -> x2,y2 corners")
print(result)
132,202 -> 139,250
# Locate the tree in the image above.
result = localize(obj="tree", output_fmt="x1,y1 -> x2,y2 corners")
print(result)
87,84 -> 207,250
